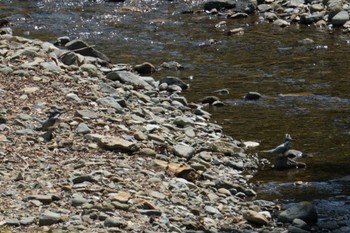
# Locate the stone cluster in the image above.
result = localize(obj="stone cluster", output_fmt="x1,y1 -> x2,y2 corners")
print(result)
0,30 -> 319,232
203,0 -> 350,32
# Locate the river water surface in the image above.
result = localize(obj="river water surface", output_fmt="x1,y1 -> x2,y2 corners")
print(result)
1,0 -> 350,223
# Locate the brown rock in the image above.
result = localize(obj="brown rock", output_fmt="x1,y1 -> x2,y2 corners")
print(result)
243,210 -> 269,225
98,136 -> 137,152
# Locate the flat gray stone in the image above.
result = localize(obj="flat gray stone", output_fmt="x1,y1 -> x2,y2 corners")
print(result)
106,71 -> 154,90
72,195 -> 89,206
76,123 -> 91,135
75,109 -> 100,119
20,217 -> 36,225
173,116 -> 194,128
96,97 -> 124,113
39,210 -> 61,226
159,76 -> 189,90
104,217 -> 127,228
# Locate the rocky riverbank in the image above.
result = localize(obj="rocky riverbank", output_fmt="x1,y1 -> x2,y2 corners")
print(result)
204,0 -> 350,30
0,26 -> 334,233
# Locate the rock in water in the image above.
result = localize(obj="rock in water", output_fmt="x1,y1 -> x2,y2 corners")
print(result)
245,92 -> 261,100
332,11 -> 349,26
243,210 -> 269,225
278,201 -> 318,224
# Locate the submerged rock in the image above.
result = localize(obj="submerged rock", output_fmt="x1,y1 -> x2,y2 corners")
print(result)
159,76 -> 189,90
204,0 -> 236,11
278,201 -> 318,224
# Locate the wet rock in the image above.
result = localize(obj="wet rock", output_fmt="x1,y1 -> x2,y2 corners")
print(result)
0,18 -> 10,27
201,96 -> 220,105
298,38 -> 314,45
292,218 -> 310,230
287,226 -> 311,233
159,76 -> 189,90
65,39 -> 110,62
300,13 -> 324,25
278,201 -> 318,224
228,27 -> 244,35
274,156 -> 306,170
245,91 -> 261,100
327,0 -> 343,21
173,143 -> 195,159
75,109 -> 100,119
134,62 -> 155,75
39,210 -> 61,226
76,123 -> 91,135
243,210 -> 269,225
204,0 -> 236,11
6,218 -> 20,226
285,149 -> 303,160
213,88 -> 229,95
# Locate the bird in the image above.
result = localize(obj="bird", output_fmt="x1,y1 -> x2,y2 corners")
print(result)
261,134 -> 292,156
35,109 -> 62,131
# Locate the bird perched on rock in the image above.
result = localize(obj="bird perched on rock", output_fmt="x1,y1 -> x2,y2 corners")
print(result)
261,134 -> 292,156
35,109 -> 62,131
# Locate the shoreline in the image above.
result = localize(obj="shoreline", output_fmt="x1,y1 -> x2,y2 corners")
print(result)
0,32 -> 299,232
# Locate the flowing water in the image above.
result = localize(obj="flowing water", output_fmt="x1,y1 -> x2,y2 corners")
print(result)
1,0 -> 350,222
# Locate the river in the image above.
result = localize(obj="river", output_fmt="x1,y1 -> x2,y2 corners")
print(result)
1,0 -> 350,224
